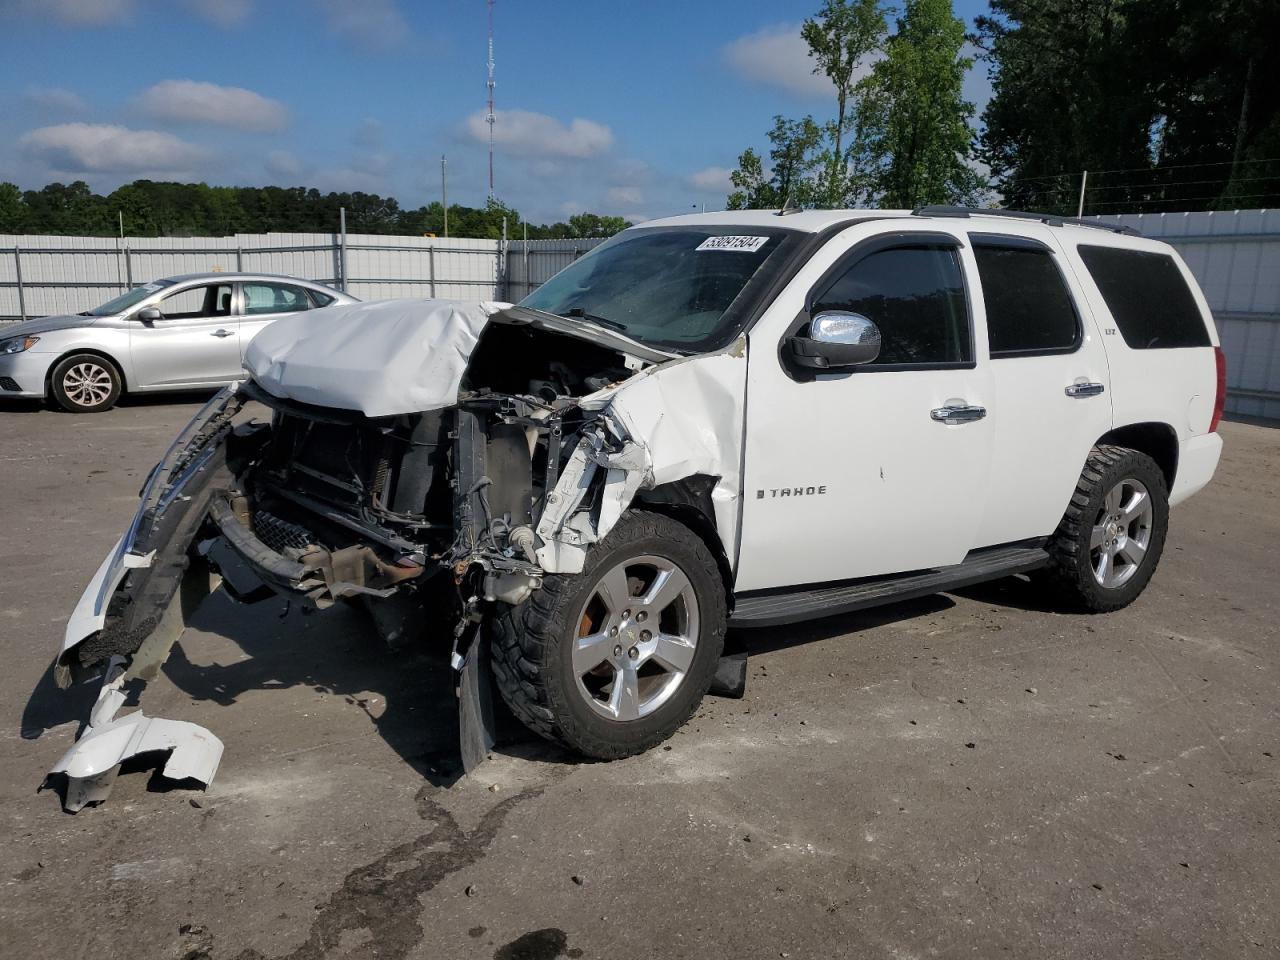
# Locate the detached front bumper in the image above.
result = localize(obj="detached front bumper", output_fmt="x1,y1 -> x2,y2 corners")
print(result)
58,385 -> 245,684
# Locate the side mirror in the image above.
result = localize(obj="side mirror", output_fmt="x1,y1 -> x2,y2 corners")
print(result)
136,306 -> 163,322
788,311 -> 881,370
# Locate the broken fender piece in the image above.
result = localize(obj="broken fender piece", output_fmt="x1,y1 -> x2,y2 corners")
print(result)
537,344 -> 748,574
45,658 -> 223,812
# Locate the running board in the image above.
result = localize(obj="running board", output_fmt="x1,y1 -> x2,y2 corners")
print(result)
729,544 -> 1050,628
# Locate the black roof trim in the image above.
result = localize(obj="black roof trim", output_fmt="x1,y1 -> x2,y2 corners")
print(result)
912,206 -> 1139,237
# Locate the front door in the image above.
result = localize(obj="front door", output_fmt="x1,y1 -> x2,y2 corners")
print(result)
129,282 -> 239,387
735,227 -> 995,593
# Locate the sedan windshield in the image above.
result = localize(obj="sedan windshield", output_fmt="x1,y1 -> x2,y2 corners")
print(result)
82,280 -> 174,316
520,227 -> 800,351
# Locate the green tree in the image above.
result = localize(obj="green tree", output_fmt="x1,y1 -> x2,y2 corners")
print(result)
801,0 -> 887,205
860,0 -> 984,207
726,115 -> 825,209
976,0 -> 1154,213
0,182 -> 28,234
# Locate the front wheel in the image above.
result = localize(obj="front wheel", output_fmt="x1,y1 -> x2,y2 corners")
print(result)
50,353 -> 122,412
490,510 -> 727,759
1043,444 -> 1169,612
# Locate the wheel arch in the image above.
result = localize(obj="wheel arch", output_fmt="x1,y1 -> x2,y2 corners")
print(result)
46,348 -> 129,395
632,475 -> 735,615
1096,422 -> 1178,489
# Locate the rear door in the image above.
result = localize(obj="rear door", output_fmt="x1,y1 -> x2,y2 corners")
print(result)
735,224 -> 996,592
966,230 -> 1114,548
129,281 -> 240,387
237,281 -> 314,357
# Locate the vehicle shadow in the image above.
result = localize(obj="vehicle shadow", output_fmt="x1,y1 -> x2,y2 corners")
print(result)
157,589 -> 564,785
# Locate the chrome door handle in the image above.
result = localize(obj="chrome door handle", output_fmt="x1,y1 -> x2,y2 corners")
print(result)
211,329 -> 234,338
1065,381 -> 1105,398
930,404 -> 986,424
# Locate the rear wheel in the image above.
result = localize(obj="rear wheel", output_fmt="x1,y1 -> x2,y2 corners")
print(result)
50,354 -> 122,413
490,510 -> 726,759
1043,444 -> 1169,612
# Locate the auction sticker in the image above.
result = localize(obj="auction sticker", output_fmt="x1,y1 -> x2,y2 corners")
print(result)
696,235 -> 769,252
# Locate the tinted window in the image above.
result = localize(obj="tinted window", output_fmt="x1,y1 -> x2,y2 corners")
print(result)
973,243 -> 1079,356
308,289 -> 336,307
244,283 -> 312,316
1078,246 -> 1210,349
811,245 -> 971,366
156,283 -> 232,319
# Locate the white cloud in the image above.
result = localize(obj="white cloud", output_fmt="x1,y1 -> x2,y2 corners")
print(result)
19,123 -> 208,176
723,23 -> 836,98
688,166 -> 734,192
467,109 -> 614,159
183,0 -> 251,26
139,80 -> 288,132
606,186 -> 643,206
316,0 -> 409,49
25,86 -> 89,114
265,150 -> 304,179
7,0 -> 136,25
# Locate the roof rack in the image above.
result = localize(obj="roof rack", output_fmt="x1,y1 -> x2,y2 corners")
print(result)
911,205 -> 1139,236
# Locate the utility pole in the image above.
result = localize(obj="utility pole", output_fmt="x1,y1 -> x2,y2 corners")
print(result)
441,154 -> 449,238
486,0 -> 496,200
1077,170 -> 1088,218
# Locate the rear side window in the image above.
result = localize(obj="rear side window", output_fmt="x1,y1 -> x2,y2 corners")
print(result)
972,241 -> 1080,357
308,289 -> 336,307
243,283 -> 313,316
811,245 -> 972,366
1078,246 -> 1210,349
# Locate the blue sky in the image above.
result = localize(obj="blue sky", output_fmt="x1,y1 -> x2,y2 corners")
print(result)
0,0 -> 993,224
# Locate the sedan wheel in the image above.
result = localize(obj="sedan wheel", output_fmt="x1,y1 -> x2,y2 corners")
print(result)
50,353 -> 122,413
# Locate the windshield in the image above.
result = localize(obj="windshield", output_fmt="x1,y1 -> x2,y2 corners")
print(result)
83,280 -> 174,316
520,227 -> 801,351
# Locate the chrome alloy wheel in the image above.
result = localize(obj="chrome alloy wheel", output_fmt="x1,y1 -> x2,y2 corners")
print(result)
572,555 -> 701,722
62,361 -> 113,408
1091,477 -> 1153,589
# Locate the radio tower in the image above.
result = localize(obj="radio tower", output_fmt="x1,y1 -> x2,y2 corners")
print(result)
485,0 -> 496,200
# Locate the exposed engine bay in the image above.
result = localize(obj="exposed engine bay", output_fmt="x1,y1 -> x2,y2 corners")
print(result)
48,299 -> 747,808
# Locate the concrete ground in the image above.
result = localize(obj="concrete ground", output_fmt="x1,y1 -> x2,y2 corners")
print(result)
0,396 -> 1276,960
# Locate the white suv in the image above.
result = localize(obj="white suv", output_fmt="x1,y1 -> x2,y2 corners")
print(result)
54,208 -> 1225,800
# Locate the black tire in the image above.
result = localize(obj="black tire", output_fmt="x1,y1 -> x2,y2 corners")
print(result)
489,510 -> 727,759
1042,444 -> 1169,612
50,353 -> 122,413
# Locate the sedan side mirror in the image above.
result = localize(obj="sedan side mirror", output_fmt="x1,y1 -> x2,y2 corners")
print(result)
788,311 -> 881,370
135,306 -> 163,322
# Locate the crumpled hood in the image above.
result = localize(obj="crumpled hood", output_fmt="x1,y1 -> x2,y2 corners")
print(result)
243,298 -> 676,419
2,313 -> 99,339
243,298 -> 507,418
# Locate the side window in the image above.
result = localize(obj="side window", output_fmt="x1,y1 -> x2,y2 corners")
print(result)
1077,246 -> 1210,349
972,240 -> 1080,357
243,283 -> 313,316
156,283 -> 232,320
811,245 -> 971,366
308,288 -> 336,307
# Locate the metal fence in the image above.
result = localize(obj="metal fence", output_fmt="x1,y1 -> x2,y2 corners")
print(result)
1090,208 -> 1280,421
0,232 -> 605,322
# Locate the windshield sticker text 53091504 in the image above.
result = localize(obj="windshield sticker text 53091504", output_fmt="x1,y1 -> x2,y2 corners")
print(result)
696,235 -> 769,253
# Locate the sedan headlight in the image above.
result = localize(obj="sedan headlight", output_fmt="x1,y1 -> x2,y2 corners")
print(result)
0,335 -> 39,355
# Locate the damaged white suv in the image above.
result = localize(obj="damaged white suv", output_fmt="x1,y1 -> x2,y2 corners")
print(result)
52,208 -> 1226,804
